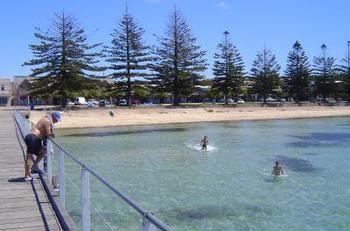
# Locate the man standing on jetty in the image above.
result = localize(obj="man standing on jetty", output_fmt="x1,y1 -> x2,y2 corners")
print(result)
24,111 -> 61,181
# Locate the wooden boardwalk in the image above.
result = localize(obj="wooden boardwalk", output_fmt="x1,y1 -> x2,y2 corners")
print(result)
0,110 -> 62,230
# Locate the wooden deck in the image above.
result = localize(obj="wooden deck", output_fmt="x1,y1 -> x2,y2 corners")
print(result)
0,110 -> 62,230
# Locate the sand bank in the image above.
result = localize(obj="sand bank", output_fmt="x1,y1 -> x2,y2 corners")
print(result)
27,105 -> 350,129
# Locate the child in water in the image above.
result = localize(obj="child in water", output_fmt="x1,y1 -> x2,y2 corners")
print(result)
200,136 -> 208,150
271,161 -> 284,176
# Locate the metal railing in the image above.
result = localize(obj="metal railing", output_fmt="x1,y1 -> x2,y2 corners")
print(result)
13,111 -> 173,231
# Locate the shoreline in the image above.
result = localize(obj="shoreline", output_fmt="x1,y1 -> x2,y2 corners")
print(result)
27,105 -> 350,129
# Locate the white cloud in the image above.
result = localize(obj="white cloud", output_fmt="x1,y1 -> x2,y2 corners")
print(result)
216,0 -> 229,9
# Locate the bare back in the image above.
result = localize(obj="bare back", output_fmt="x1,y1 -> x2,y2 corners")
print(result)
33,116 -> 52,139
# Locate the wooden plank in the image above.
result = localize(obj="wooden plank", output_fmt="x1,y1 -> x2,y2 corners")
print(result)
0,111 -> 63,230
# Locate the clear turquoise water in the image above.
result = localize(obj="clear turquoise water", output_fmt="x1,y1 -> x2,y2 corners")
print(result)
56,117 -> 350,231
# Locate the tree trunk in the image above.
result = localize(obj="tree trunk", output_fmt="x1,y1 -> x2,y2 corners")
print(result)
127,76 -> 131,106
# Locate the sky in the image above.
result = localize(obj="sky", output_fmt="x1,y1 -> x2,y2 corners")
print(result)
0,0 -> 349,78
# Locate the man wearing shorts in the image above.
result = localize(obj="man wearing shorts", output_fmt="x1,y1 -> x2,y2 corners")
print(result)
200,136 -> 208,151
24,111 -> 61,181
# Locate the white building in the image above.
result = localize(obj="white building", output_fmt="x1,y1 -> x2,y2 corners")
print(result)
0,78 -> 12,106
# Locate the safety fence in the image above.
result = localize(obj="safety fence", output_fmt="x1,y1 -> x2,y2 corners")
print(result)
13,111 -> 173,231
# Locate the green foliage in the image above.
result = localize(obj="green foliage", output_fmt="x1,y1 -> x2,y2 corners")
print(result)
133,85 -> 149,102
251,47 -> 281,103
23,12 -> 104,107
212,31 -> 245,104
105,7 -> 152,105
312,44 -> 338,102
339,42 -> 350,100
285,41 -> 311,102
150,7 -> 207,105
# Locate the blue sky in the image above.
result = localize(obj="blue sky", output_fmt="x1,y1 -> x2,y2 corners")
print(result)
0,0 -> 349,78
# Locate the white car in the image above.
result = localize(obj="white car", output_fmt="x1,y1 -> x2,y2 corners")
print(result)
67,100 -> 75,106
266,97 -> 277,102
88,99 -> 99,105
237,99 -> 245,104
74,97 -> 88,105
227,98 -> 235,103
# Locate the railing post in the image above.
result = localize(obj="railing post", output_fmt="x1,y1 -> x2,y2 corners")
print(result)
81,165 -> 90,231
140,216 -> 157,231
46,140 -> 53,185
38,138 -> 44,171
57,149 -> 65,208
29,120 -> 33,131
25,118 -> 29,134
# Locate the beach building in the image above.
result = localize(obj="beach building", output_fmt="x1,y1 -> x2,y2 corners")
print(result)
0,78 -> 12,106
12,76 -> 32,105
189,85 -> 211,103
11,76 -> 53,105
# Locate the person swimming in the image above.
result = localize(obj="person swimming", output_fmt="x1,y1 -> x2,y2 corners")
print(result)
200,136 -> 208,150
271,161 -> 284,176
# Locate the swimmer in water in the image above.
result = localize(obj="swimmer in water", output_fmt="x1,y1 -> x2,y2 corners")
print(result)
200,136 -> 208,150
271,161 -> 284,176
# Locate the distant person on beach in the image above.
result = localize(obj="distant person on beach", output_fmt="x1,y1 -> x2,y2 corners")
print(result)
24,111 -> 61,181
271,161 -> 284,176
200,136 -> 208,150
108,110 -> 115,117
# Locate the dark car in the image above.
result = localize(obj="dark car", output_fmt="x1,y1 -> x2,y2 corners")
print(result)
118,99 -> 127,106
99,99 -> 110,107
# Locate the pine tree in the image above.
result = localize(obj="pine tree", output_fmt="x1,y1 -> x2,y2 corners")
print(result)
251,47 -> 281,103
212,31 -> 244,104
313,44 -> 337,102
150,7 -> 207,105
285,41 -> 310,103
23,12 -> 104,107
339,41 -> 350,101
105,6 -> 152,106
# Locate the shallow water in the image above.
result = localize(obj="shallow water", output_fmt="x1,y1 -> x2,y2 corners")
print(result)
57,117 -> 350,230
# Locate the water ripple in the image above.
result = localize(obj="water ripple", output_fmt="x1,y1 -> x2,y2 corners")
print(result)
63,127 -> 188,137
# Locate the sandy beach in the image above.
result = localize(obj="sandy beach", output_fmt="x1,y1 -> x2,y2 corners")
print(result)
26,105 -> 350,129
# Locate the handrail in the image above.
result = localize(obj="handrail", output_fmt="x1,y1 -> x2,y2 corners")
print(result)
12,113 -> 71,231
13,110 -> 173,231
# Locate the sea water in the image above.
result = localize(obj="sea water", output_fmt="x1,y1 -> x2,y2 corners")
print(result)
56,117 -> 350,230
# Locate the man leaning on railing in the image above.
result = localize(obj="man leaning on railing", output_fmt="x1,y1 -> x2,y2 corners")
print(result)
24,111 -> 61,181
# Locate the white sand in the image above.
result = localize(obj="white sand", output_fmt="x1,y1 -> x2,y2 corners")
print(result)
27,105 -> 350,129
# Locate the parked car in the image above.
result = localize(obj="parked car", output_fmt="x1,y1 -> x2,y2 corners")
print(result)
266,97 -> 277,102
88,99 -> 99,105
237,99 -> 245,104
227,98 -> 235,104
118,99 -> 127,106
99,99 -> 111,107
74,97 -> 87,105
67,100 -> 75,107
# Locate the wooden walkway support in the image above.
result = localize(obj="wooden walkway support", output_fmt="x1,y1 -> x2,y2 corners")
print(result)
0,110 -> 62,230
